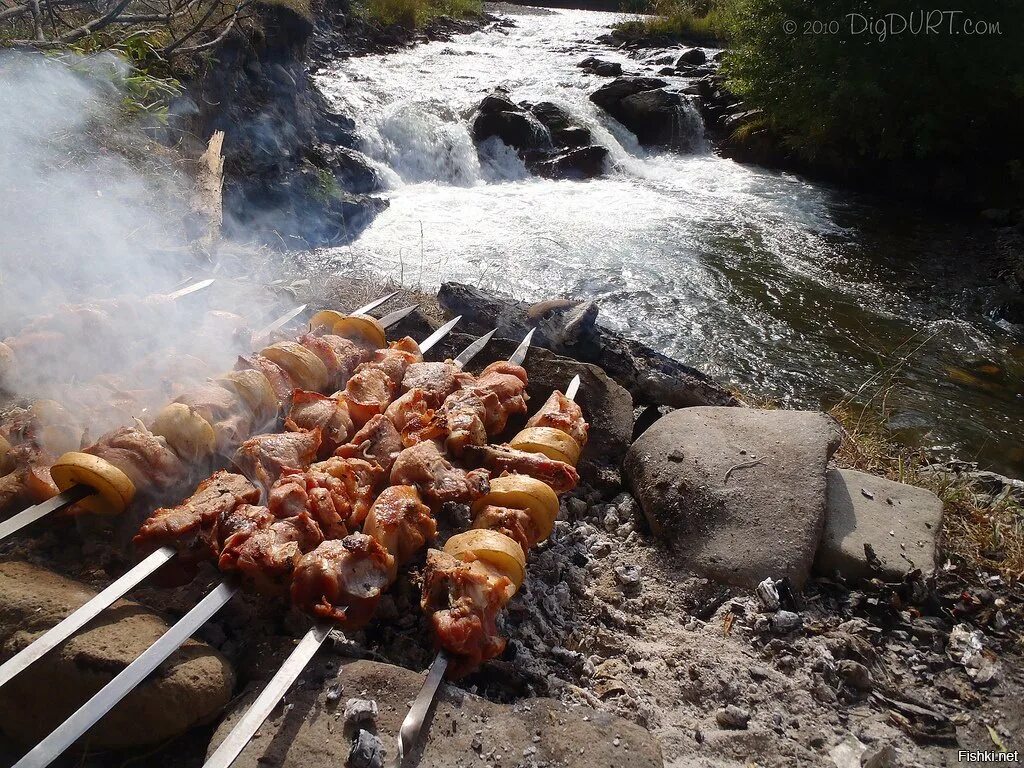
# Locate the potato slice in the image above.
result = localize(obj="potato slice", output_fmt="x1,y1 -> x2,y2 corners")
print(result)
331,314 -> 387,349
509,426 -> 581,466
150,403 -> 217,462
0,434 -> 11,474
50,451 -> 135,516
215,369 -> 279,424
309,309 -> 349,334
471,474 -> 560,541
261,341 -> 330,392
444,529 -> 526,592
0,341 -> 14,387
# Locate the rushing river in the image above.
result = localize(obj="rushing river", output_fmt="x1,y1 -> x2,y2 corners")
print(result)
315,5 -> 1024,477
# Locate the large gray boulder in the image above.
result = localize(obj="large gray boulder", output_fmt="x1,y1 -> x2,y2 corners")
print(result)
0,560 -> 234,749
624,407 -> 841,589
815,468 -> 944,582
209,657 -> 663,768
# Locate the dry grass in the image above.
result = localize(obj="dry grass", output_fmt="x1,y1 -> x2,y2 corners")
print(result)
829,401 -> 1024,582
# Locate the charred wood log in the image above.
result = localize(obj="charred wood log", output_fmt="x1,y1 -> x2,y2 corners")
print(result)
437,282 -> 739,409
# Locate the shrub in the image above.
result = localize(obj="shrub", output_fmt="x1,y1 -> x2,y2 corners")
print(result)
615,0 -> 734,45
360,0 -> 481,28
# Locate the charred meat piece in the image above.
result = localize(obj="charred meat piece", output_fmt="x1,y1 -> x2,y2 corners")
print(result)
218,505 -> 324,594
389,441 -> 489,509
232,429 -> 322,497
291,534 -> 394,627
235,354 -> 295,404
436,361 -> 529,456
473,505 -> 541,553
341,338 -> 423,427
134,472 -> 259,585
134,471 -> 259,558
526,391 -> 589,448
474,361 -> 529,433
363,485 -> 437,577
334,414 -> 403,473
268,456 -> 383,533
298,333 -> 367,391
284,390 -> 354,455
421,549 -> 514,678
384,388 -> 444,446
463,444 -> 578,494
402,361 -> 473,405
86,426 -> 188,495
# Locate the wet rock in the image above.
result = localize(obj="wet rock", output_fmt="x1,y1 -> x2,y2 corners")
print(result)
0,560 -> 233,749
530,101 -> 594,148
590,76 -> 667,112
591,76 -> 700,149
437,282 -> 739,408
429,330 -> 633,487
578,56 -> 623,77
473,108 -> 551,152
676,47 -> 707,66
814,468 -> 943,582
715,704 -> 750,729
625,407 -> 841,588
534,145 -> 609,180
210,658 -> 663,768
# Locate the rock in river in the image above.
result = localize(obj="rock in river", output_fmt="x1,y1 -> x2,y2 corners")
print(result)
209,658 -> 663,768
578,56 -> 623,77
624,407 -> 841,589
0,560 -> 234,749
590,76 -> 702,150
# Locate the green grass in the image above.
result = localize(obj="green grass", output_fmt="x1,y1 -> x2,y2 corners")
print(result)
615,0 -> 733,45
359,0 -> 481,29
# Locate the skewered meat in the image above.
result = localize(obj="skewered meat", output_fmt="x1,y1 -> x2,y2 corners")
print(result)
526,391 -> 588,448
463,444 -> 579,494
1,400 -> 83,456
235,354 -> 295,404
290,534 -> 394,627
268,456 -> 383,533
472,505 -> 540,553
384,388 -> 443,446
342,337 -> 423,427
297,333 -> 366,390
232,429 -> 322,497
362,486 -> 436,577
0,470 -> 24,512
421,549 -> 515,677
334,414 -> 403,473
436,361 -> 529,455
403,361 -> 474,404
218,504 -> 324,593
389,440 -> 489,509
172,383 -> 254,453
86,425 -> 188,495
284,390 -> 354,455
133,472 -> 260,584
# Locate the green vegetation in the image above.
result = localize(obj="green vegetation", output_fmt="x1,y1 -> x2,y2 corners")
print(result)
358,0 -> 481,29
619,0 -> 1024,195
616,0 -> 733,45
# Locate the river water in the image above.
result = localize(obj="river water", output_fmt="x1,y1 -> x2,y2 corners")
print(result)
315,5 -> 1024,476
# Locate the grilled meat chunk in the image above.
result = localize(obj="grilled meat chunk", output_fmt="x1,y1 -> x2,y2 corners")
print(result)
268,455 -> 383,537
284,390 -> 354,455
290,534 -> 394,627
463,444 -> 578,494
526,391 -> 588,448
86,425 -> 188,495
235,354 -> 295,404
436,361 -> 529,456
473,505 -> 540,553
389,441 -> 489,509
363,485 -> 436,578
218,504 -> 324,594
298,333 -> 367,391
334,414 -> 403,473
341,337 -> 423,427
232,429 -> 322,497
421,549 -> 515,678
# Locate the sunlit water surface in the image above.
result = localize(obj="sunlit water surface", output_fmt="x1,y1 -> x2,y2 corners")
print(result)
313,7 -> 1024,476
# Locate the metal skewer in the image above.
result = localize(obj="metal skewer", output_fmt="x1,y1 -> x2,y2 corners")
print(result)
203,326 -> 528,768
10,317 -> 469,768
387,369 -> 580,768
0,301 -> 419,687
0,296 -> 409,546
166,278 -> 216,300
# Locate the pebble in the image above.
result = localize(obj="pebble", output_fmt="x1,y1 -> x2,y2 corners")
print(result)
837,660 -> 873,691
614,564 -> 642,595
343,698 -> 378,728
347,729 -> 384,768
772,611 -> 803,634
715,705 -> 750,730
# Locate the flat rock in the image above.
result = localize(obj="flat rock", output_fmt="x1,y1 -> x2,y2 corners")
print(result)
0,560 -> 234,749
814,468 -> 943,581
432,331 -> 634,488
208,657 -> 663,768
624,407 -> 841,588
